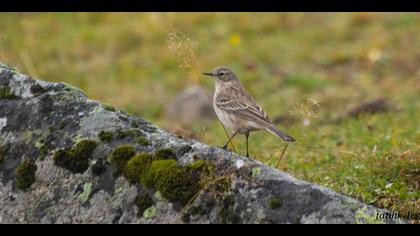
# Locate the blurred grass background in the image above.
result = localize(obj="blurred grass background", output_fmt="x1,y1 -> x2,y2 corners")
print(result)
0,13 -> 418,221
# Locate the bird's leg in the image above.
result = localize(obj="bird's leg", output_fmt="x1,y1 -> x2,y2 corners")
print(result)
245,132 -> 250,158
223,131 -> 238,150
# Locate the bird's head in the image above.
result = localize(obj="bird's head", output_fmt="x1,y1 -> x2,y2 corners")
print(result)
203,66 -> 237,82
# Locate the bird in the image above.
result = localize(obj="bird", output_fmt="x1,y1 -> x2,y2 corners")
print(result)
203,66 -> 295,158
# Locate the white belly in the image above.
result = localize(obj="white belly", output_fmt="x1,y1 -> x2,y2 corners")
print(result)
213,103 -> 261,133
214,104 -> 236,130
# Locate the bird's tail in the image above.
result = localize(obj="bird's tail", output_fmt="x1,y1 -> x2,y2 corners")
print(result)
265,126 -> 296,142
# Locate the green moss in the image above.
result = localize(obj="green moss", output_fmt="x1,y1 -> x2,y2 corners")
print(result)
108,144 -> 135,171
136,136 -> 149,146
15,160 -> 37,191
268,197 -> 282,209
103,103 -> 116,112
188,160 -> 210,171
30,84 -> 46,96
38,143 -> 48,161
116,149 -> 216,207
131,121 -> 139,128
53,140 -> 98,173
155,148 -> 176,160
144,160 -> 200,206
188,160 -> 216,182
134,193 -> 154,217
0,86 -> 17,99
116,129 -> 142,139
123,153 -> 154,184
98,130 -> 113,142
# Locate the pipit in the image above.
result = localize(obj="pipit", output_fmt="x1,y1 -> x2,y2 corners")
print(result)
203,66 -> 295,157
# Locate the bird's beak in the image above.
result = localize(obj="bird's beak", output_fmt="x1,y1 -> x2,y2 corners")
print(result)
202,72 -> 214,77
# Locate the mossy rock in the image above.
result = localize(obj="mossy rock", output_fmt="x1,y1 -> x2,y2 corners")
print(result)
15,160 -> 37,191
108,144 -> 136,171
103,103 -> 116,112
98,130 -> 113,142
155,148 -> 176,160
268,197 -> 283,209
144,160 -> 201,206
53,140 -> 98,174
123,153 -> 155,184
38,143 -> 48,161
0,85 -> 17,99
135,136 -> 149,146
116,129 -> 143,139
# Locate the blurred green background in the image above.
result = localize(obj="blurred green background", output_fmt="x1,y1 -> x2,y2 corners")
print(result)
0,13 -> 418,220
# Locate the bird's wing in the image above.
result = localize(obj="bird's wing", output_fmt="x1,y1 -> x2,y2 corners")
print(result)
216,91 -> 272,126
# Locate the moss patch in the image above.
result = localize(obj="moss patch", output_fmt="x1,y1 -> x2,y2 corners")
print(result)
188,160 -> 209,171
38,143 -> 48,161
15,160 -> 37,191
123,153 -> 154,184
116,129 -> 143,139
131,121 -> 139,128
121,150 -> 213,206
134,193 -> 154,217
98,130 -> 113,142
110,145 -> 217,207
136,136 -> 149,146
268,197 -> 283,209
155,148 -> 176,160
103,103 -> 116,112
53,140 -> 98,173
108,144 -> 136,171
144,160 -> 200,205
0,86 -> 17,99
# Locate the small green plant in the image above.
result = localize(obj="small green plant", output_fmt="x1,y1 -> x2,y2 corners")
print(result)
108,144 -> 135,171
268,197 -> 283,209
136,136 -> 149,146
98,130 -> 113,142
0,86 -> 17,99
53,140 -> 98,173
15,160 -> 37,191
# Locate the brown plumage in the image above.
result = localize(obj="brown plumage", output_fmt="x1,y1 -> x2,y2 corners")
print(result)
203,66 -> 295,157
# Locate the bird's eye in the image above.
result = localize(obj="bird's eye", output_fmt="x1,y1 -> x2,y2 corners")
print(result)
219,71 -> 225,76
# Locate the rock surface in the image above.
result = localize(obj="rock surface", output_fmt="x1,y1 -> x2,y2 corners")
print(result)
0,63 -> 403,224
